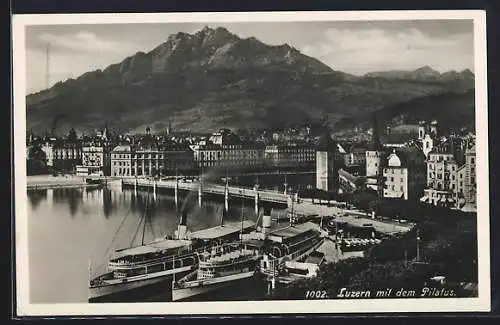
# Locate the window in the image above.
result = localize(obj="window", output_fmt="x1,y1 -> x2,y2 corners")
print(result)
471,157 -> 475,164
400,178 -> 404,183
400,186 -> 404,191
391,185 -> 395,190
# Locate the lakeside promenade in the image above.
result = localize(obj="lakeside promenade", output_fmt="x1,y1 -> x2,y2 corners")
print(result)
27,175 -> 92,190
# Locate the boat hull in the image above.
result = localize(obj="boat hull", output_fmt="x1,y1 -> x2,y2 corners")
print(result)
89,265 -> 195,302
172,271 -> 256,302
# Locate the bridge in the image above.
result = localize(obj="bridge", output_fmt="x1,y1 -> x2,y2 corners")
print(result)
120,178 -> 415,236
121,178 -> 292,205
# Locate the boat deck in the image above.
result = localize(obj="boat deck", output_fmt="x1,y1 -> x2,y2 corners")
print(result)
190,220 -> 256,241
113,239 -> 192,257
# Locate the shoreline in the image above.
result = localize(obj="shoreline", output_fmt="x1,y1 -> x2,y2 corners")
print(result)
26,174 -> 99,190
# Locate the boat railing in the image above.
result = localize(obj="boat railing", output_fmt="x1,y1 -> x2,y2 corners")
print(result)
175,268 -> 199,287
199,251 -> 257,268
108,251 -> 198,270
262,237 -> 324,275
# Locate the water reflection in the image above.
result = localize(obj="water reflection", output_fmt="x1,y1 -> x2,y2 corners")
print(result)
27,189 -> 47,211
26,184 -> 286,303
102,188 -> 112,219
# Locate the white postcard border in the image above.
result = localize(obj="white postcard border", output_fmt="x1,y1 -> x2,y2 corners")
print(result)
12,10 -> 490,316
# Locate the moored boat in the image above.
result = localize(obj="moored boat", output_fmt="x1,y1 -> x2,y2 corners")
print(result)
171,243 -> 261,301
88,208 -> 198,302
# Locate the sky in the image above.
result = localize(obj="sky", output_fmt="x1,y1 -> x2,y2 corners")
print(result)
25,20 -> 474,94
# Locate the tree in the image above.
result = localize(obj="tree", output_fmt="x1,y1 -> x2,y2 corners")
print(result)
27,145 -> 47,175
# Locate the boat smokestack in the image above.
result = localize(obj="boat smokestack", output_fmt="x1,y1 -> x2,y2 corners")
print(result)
262,207 -> 272,234
175,209 -> 188,240
180,209 -> 187,226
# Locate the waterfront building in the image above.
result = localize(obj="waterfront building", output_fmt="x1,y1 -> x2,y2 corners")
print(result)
77,142 -> 111,176
191,140 -> 265,170
52,129 -> 82,172
110,142 -> 195,177
161,144 -> 195,173
41,139 -> 56,167
264,143 -> 316,168
110,145 -> 132,177
382,144 -> 426,201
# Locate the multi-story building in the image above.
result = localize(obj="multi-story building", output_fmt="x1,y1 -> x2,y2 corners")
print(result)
343,145 -> 367,167
111,143 -> 195,177
382,144 -> 426,201
41,139 -> 56,167
264,143 -> 316,168
132,145 -> 165,177
464,138 -> 476,208
421,137 -> 463,207
52,135 -> 82,172
76,142 -> 111,176
191,141 -> 265,170
420,135 -> 475,210
161,144 -> 195,173
110,145 -> 133,177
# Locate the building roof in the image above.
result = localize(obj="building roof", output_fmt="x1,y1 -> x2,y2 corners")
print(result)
112,145 -> 131,152
382,132 -> 416,145
338,168 -> 360,184
389,124 -> 420,134
316,132 -> 337,152
387,145 -> 426,168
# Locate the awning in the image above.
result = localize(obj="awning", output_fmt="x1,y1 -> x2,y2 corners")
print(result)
420,196 -> 429,202
447,198 -> 455,203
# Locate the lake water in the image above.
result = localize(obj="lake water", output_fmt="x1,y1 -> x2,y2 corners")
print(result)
26,182 -> 295,304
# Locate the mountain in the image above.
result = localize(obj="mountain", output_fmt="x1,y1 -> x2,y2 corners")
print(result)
26,26 -> 475,135
334,89 -> 475,134
364,66 -> 475,83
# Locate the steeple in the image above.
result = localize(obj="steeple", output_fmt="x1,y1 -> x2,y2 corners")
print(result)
68,127 -> 77,142
371,114 -> 382,150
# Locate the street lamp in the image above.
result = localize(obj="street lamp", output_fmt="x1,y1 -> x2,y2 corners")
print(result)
416,228 -> 421,262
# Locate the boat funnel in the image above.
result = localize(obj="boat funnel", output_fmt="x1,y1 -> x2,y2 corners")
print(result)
262,207 -> 272,234
177,224 -> 188,240
180,209 -> 188,226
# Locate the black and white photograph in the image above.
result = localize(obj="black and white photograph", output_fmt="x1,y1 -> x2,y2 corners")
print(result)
13,10 -> 490,316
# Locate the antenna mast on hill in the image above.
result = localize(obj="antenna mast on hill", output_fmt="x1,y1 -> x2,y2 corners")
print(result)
45,43 -> 51,89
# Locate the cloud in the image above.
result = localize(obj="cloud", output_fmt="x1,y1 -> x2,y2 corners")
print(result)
301,27 -> 474,74
37,31 -> 137,53
26,31 -> 147,94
